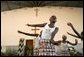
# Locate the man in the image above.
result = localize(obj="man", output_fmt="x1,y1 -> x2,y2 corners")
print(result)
18,15 -> 59,56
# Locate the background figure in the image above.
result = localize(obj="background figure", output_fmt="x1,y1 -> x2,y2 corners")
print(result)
67,22 -> 83,41
50,35 -> 78,56
67,22 -> 83,55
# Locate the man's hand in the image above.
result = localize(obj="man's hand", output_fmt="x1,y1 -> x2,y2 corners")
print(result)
75,39 -> 78,45
75,39 -> 78,43
67,22 -> 73,27
26,24 -> 30,26
18,30 -> 22,33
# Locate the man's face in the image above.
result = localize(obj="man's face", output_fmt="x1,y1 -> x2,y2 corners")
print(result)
49,16 -> 57,24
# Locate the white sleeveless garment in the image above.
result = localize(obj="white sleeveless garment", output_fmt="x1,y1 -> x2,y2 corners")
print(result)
60,42 -> 69,51
41,24 -> 56,39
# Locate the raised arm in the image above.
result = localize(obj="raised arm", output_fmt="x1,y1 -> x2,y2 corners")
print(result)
50,27 -> 59,45
67,22 -> 81,38
26,23 -> 47,27
67,39 -> 78,46
18,30 -> 38,37
67,32 -> 79,38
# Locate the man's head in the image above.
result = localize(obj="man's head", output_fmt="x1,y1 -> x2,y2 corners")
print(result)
62,35 -> 67,41
49,15 -> 57,24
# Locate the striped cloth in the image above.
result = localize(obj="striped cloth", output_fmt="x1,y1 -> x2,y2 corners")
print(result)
34,39 -> 70,56
18,38 -> 25,56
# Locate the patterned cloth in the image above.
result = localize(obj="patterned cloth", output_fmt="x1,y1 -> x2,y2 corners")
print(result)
33,38 -> 70,56
38,39 -> 56,56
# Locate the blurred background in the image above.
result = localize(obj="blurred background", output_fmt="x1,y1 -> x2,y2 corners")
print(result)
1,1 -> 83,56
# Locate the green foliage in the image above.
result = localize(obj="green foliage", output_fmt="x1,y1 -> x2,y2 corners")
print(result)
69,46 -> 83,56
25,47 -> 33,56
1,52 -> 6,56
1,49 -> 18,56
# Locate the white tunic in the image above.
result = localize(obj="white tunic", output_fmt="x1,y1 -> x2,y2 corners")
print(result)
41,24 -> 56,39
60,42 -> 69,51
55,45 -> 61,56
55,42 -> 70,56
34,24 -> 56,48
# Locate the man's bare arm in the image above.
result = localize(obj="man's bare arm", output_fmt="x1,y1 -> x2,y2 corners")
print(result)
26,23 -> 47,27
51,27 -> 59,40
70,25 -> 81,38
67,22 -> 81,38
67,32 -> 79,38
18,30 -> 38,37
67,39 -> 78,46
50,40 -> 61,45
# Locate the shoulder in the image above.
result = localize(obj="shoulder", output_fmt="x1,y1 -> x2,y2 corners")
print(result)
66,41 -> 69,43
55,27 -> 59,29
55,27 -> 59,30
43,23 -> 47,24
43,23 -> 47,26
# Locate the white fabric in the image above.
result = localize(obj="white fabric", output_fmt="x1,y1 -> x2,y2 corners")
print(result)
34,36 -> 40,48
34,23 -> 56,48
55,45 -> 61,56
41,24 -> 56,39
55,42 -> 70,56
74,40 -> 83,54
60,42 -> 69,51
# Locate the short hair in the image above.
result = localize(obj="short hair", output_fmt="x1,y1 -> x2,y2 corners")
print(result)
50,15 -> 57,19
62,35 -> 67,40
